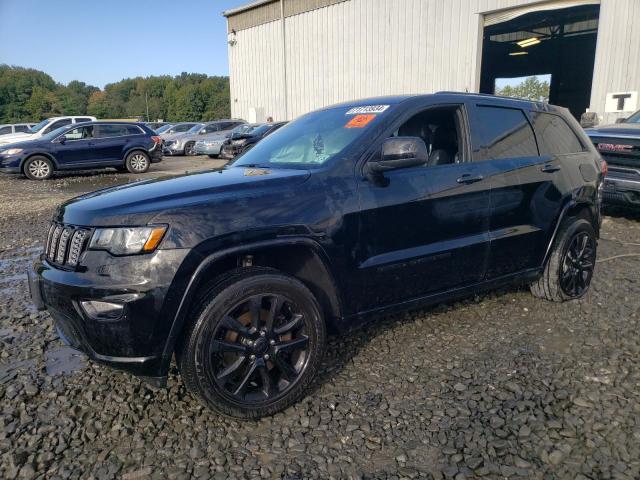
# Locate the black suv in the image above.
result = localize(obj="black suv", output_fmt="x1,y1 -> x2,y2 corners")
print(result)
29,93 -> 603,418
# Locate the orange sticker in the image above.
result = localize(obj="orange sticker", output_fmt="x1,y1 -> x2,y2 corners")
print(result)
345,114 -> 376,129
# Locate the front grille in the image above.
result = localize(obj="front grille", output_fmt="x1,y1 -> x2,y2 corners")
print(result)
45,222 -> 91,268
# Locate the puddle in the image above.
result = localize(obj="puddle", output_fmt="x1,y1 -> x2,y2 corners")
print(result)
44,346 -> 87,376
0,358 -> 37,384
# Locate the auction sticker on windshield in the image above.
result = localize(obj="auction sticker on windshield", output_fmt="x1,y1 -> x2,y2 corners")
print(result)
345,105 -> 389,115
345,114 -> 377,129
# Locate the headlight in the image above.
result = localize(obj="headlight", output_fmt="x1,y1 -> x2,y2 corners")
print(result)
89,226 -> 167,255
1,148 -> 23,155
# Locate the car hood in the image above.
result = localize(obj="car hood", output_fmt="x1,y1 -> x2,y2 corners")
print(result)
586,123 -> 640,137
0,138 -> 49,150
196,132 -> 230,142
0,132 -> 36,145
55,166 -> 311,226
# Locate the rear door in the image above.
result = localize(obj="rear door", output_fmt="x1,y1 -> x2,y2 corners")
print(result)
91,124 -> 138,163
467,104 -> 568,278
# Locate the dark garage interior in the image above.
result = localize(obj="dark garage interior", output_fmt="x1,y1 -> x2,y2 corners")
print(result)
480,4 -> 600,119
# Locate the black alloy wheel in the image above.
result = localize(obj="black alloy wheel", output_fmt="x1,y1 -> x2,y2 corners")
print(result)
207,294 -> 310,402
179,268 -> 326,418
559,231 -> 596,297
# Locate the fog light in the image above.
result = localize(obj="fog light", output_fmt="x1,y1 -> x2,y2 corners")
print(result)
81,300 -> 124,320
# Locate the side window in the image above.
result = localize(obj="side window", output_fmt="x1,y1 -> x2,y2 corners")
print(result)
0,126 -> 11,135
175,124 -> 192,133
63,126 -> 93,141
474,106 -> 538,159
202,124 -> 219,134
14,125 -> 30,133
43,119 -> 72,134
95,125 -> 130,138
125,125 -> 143,135
389,106 -> 463,166
530,112 -> 584,155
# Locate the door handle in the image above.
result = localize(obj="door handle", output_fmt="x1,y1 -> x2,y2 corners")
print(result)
541,164 -> 561,173
456,173 -> 484,184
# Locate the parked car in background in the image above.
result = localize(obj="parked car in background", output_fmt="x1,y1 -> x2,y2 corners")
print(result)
28,93 -> 603,418
154,124 -> 174,134
166,120 -> 246,157
0,123 -> 36,136
0,122 -> 162,180
586,118 -> 640,209
162,123 -> 212,156
158,122 -> 200,140
0,116 -> 96,146
615,109 -> 640,124
220,122 -> 287,159
195,123 -> 252,158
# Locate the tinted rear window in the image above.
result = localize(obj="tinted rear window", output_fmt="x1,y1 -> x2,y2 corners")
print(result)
474,106 -> 538,159
95,124 -> 140,138
0,126 -> 11,134
531,112 -> 584,155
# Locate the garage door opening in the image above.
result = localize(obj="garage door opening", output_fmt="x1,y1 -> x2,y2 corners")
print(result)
480,4 -> 600,119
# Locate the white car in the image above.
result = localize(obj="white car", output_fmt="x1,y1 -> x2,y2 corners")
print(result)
0,123 -> 36,136
0,116 -> 96,146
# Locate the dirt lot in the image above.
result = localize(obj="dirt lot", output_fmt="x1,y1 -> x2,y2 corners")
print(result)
0,158 -> 639,480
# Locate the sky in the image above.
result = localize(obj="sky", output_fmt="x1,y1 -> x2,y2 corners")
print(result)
0,0 -> 250,88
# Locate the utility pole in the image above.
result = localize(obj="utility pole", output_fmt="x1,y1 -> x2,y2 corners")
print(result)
145,92 -> 150,122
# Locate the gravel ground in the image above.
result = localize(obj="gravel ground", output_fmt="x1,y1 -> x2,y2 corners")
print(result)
0,160 -> 639,480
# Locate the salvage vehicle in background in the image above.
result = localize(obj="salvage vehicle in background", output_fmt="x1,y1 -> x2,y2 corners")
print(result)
154,124 -> 174,134
0,123 -> 36,136
219,121 -> 287,159
144,121 -> 170,131
29,93 -> 603,418
165,120 -> 245,156
195,123 -> 254,158
0,116 -> 96,146
585,116 -> 640,209
0,122 -> 162,180
158,122 -> 200,140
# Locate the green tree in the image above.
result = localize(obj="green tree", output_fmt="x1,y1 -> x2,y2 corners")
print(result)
496,76 -> 550,101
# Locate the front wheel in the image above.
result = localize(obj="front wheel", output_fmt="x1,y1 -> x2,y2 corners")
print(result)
125,151 -> 150,174
23,156 -> 54,180
530,217 -> 597,302
178,268 -> 326,419
184,142 -> 196,156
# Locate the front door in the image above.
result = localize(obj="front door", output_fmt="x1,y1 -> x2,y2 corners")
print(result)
354,104 -> 492,312
53,126 -> 96,167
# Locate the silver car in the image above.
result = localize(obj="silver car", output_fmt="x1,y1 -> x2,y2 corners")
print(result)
167,120 -> 245,156
194,122 -> 251,157
159,122 -> 200,140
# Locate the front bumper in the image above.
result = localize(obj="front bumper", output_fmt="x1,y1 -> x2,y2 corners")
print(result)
0,154 -> 24,173
220,144 -> 240,159
162,142 -> 184,156
29,248 -> 191,384
602,167 -> 640,208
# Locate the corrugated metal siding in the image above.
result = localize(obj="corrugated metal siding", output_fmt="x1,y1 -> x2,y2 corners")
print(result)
590,0 -> 640,124
227,0 -> 638,122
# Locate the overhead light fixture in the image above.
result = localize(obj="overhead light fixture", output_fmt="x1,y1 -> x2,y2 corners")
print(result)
509,51 -> 528,56
517,37 -> 541,48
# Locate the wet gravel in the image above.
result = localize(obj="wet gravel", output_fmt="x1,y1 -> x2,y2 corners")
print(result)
1,162 -> 639,479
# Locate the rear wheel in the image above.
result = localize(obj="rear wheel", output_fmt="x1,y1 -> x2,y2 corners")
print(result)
178,268 -> 326,419
208,154 -> 218,159
530,217 -> 597,302
125,151 -> 150,174
184,142 -> 196,156
23,156 -> 53,180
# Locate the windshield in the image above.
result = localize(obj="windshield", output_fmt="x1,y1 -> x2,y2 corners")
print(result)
29,119 -> 49,133
155,124 -> 173,134
626,110 -> 640,123
187,124 -> 203,133
41,125 -> 72,141
232,106 -> 388,168
231,124 -> 253,135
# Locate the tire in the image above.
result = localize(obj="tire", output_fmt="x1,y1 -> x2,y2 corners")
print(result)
208,154 -> 218,159
178,267 -> 326,419
530,217 -> 597,302
23,156 -> 54,180
184,142 -> 196,156
125,151 -> 150,174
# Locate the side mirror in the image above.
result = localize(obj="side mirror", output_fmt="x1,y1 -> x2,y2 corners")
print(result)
615,117 -> 627,124
367,137 -> 428,174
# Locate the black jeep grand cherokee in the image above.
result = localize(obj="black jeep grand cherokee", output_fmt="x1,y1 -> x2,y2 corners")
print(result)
29,93 -> 603,418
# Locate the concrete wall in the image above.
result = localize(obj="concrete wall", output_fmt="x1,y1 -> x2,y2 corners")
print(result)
226,0 -> 638,124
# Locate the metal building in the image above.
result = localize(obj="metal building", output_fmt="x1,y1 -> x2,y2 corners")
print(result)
223,0 -> 640,124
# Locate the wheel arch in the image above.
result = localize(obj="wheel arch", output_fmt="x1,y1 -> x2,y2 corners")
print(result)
159,237 -> 343,374
20,152 -> 59,171
123,146 -> 150,161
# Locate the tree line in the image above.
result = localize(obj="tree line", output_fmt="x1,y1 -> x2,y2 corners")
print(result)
0,65 -> 231,124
